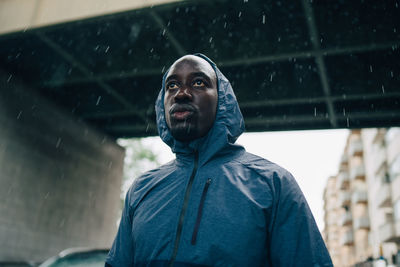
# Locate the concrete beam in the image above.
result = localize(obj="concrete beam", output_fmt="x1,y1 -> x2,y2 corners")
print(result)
0,0 -> 181,35
149,10 -> 187,56
301,0 -> 337,128
40,41 -> 400,87
37,32 -> 141,112
80,92 -> 400,119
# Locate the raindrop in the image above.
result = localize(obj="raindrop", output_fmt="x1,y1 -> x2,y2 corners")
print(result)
15,52 -> 21,59
94,45 -> 100,51
346,117 -> 350,127
278,37 -> 281,42
209,37 -> 213,43
299,77 -> 303,83
381,85 -> 385,93
244,0 -> 248,2
369,65 -> 373,72
314,107 -> 317,117
224,22 -> 227,28
105,46 -> 110,53
7,74 -> 12,82
343,108 -> 346,116
390,71 -> 394,77
161,66 -> 166,73
146,123 -> 150,132
270,72 -> 275,81
44,192 -> 50,199
128,49 -> 132,55
96,96 -> 102,105
109,161 -> 113,169
17,110 -> 22,119
162,29 -> 166,36
262,15 -> 266,24
56,138 -> 62,148
238,12 -> 242,18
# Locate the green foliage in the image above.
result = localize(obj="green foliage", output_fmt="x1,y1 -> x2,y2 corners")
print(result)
117,138 -> 161,204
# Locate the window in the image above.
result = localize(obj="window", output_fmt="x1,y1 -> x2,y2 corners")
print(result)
389,154 -> 400,179
385,128 -> 400,144
394,199 -> 400,221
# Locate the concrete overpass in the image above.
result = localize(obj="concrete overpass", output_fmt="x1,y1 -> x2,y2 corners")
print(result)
1,0 -> 399,138
0,0 -> 399,263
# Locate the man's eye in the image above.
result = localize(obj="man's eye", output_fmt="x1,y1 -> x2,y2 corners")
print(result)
193,80 -> 205,87
167,82 -> 178,90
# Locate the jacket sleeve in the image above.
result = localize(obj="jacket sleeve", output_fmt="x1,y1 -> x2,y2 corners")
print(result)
268,171 -> 333,267
106,187 -> 135,267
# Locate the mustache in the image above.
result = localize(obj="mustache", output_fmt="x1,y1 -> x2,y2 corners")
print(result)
169,103 -> 196,114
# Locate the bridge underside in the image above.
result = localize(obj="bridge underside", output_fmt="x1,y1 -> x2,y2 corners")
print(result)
1,0 -> 399,138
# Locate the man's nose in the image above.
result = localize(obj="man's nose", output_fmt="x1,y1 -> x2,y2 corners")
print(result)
174,87 -> 192,102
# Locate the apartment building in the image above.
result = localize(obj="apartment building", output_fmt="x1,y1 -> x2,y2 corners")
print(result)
324,128 -> 400,266
361,128 -> 400,263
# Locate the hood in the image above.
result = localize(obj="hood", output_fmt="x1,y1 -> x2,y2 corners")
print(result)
155,53 -> 245,163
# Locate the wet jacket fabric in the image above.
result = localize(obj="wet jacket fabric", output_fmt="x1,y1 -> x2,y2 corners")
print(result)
106,54 -> 333,267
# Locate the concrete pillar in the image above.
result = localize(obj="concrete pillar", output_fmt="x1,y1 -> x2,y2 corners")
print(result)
0,69 -> 124,263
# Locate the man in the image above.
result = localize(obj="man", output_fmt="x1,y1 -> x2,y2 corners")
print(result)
106,54 -> 333,266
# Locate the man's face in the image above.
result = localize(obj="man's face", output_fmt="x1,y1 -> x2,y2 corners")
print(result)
164,55 -> 218,142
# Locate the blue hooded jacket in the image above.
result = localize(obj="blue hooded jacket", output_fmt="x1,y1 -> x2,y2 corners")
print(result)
106,54 -> 333,267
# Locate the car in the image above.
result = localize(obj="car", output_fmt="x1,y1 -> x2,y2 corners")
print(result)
38,248 -> 109,267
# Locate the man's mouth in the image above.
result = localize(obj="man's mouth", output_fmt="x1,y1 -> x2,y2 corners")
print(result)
169,104 -> 196,121
172,110 -> 193,120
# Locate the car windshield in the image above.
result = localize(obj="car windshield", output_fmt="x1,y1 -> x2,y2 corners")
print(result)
41,251 -> 108,267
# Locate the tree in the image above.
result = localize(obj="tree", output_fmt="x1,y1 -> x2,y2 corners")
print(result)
117,138 -> 161,203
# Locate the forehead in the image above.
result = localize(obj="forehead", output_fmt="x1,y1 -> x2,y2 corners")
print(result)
166,56 -> 216,81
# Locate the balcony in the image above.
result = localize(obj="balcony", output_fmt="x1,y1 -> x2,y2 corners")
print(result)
337,172 -> 350,190
354,216 -> 370,230
340,212 -> 352,226
349,139 -> 363,156
340,229 -> 354,245
352,190 -> 368,204
340,154 -> 348,170
392,175 -> 400,203
379,221 -> 396,243
377,183 -> 392,208
350,165 -> 365,180
374,149 -> 387,175
338,191 -> 351,207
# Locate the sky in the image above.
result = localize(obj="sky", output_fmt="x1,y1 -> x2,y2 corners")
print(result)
140,129 -> 349,231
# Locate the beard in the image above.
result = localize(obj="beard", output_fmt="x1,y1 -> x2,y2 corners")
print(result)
169,120 -> 198,142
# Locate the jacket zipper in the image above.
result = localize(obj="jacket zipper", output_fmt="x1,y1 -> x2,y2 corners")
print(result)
169,151 -> 199,267
191,178 -> 212,245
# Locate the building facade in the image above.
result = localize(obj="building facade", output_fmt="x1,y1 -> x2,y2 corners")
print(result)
323,128 -> 400,266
